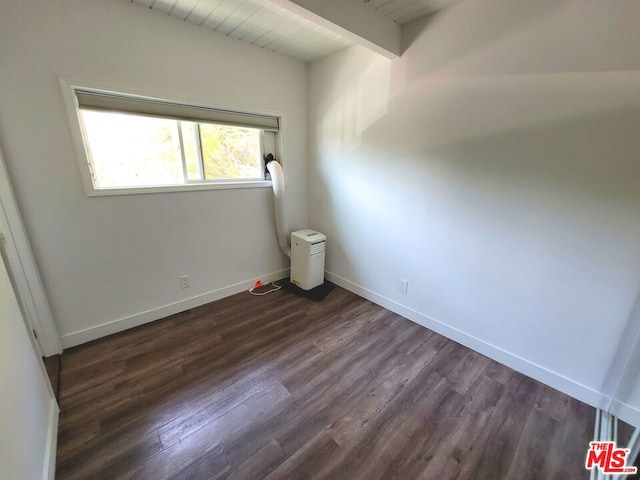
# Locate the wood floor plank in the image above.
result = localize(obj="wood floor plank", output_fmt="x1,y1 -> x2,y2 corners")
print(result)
165,445 -> 230,480
504,403 -> 561,480
550,398 -> 595,480
458,373 -> 505,418
324,332 -> 446,447
455,377 -> 545,480
264,431 -> 340,480
158,377 -> 285,449
224,437 -> 285,480
56,284 -> 595,480
57,429 -> 163,480
125,382 -> 292,480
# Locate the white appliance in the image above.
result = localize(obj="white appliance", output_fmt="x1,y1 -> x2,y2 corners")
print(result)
290,229 -> 326,290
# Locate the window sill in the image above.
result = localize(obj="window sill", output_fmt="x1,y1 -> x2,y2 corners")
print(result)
85,180 -> 273,197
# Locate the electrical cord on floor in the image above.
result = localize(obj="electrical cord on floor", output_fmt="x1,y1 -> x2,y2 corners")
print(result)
248,280 -> 282,296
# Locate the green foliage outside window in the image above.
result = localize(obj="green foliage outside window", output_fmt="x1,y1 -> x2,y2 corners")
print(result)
81,110 -> 263,189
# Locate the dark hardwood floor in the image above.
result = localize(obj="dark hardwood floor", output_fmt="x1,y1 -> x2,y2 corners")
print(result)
56,283 -> 595,479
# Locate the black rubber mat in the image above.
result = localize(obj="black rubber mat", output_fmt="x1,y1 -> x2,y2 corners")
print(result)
280,278 -> 334,301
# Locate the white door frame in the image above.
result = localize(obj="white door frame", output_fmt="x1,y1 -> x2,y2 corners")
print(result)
0,146 -> 61,357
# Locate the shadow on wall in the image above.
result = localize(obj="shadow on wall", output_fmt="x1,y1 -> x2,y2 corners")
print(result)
317,55 -> 392,155
331,68 -> 640,162
315,162 -> 407,288
401,0 -> 639,78
314,91 -> 640,386
401,0 -> 563,75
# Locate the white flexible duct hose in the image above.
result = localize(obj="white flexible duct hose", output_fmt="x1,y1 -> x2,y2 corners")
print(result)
266,160 -> 290,258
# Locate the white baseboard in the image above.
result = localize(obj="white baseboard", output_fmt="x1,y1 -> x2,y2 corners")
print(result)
60,269 -> 289,348
43,397 -> 59,480
325,271 -> 607,410
612,400 -> 640,429
59,268 -> 619,419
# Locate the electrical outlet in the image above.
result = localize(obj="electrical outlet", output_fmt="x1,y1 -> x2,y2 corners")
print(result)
398,279 -> 409,294
179,275 -> 190,289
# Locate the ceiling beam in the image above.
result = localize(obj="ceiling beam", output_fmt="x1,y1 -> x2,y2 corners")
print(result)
269,0 -> 402,59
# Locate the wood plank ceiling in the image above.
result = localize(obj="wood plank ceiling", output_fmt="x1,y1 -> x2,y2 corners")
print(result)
362,0 -> 462,26
130,0 -> 461,62
131,0 -> 355,62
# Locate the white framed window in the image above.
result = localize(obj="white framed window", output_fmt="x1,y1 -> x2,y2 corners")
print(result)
63,84 -> 281,195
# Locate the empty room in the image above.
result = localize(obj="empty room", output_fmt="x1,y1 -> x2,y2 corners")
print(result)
1,0 -> 639,479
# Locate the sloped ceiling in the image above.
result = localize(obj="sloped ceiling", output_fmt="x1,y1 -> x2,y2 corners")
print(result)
131,0 -> 459,62
362,0 -> 462,25
131,0 -> 354,62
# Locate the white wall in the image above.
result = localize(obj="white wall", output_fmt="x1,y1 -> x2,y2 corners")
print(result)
309,0 -> 640,423
0,0 -> 308,346
0,254 -> 58,480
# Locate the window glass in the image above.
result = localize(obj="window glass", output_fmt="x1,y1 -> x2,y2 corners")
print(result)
199,124 -> 262,181
81,110 -> 184,187
72,88 -> 277,194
